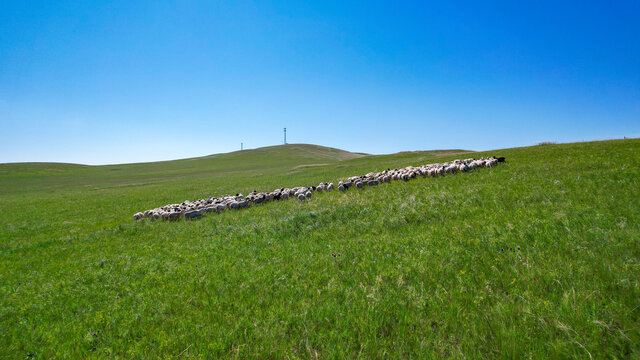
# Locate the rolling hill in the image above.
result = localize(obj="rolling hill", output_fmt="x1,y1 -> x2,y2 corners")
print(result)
0,139 -> 638,358
0,144 -> 370,194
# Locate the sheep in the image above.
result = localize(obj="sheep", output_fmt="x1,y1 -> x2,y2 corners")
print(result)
134,155 -> 505,221
185,208 -> 205,220
168,211 -> 183,221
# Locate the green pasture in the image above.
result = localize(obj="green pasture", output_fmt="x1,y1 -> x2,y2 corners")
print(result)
1,140 -> 638,358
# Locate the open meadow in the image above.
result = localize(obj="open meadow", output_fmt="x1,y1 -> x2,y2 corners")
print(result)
1,140 -> 639,358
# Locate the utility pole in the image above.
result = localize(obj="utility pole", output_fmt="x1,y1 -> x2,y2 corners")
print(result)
284,128 -> 287,145
241,142 -> 243,151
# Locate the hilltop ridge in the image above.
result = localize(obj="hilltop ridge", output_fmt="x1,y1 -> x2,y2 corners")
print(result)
0,143 -> 367,170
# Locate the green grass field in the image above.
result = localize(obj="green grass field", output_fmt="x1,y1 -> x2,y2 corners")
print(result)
1,140 -> 639,359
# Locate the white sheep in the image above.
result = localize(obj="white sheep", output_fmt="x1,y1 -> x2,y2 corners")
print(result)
134,155 -> 505,221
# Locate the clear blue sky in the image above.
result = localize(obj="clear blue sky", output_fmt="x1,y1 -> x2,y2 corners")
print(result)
1,1 -> 638,165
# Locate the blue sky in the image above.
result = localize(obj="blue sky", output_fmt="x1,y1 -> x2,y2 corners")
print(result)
1,1 -> 638,164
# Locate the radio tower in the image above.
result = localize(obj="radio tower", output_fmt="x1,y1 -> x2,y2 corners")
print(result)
284,128 -> 287,145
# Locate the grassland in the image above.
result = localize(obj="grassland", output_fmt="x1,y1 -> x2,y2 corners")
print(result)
1,140 -> 639,359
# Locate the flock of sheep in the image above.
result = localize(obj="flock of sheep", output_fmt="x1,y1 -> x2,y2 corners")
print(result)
133,156 -> 505,221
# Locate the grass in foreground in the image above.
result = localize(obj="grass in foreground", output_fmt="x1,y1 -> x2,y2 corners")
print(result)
1,140 -> 639,358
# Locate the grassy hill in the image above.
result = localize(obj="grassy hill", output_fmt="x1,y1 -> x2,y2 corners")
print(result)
1,140 -> 638,358
0,144 -> 368,194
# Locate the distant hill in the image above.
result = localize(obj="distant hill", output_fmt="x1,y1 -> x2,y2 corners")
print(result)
0,144 -> 365,169
0,144 -> 371,193
206,143 -> 368,162
0,143 -> 474,194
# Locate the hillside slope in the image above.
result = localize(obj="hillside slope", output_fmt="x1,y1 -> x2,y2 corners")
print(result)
1,139 -> 638,358
0,144 -> 369,194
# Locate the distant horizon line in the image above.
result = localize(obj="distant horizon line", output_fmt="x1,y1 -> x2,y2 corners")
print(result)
1,136 -> 636,167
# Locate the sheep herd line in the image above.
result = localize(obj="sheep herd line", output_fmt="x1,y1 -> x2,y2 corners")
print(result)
133,156 -> 506,221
